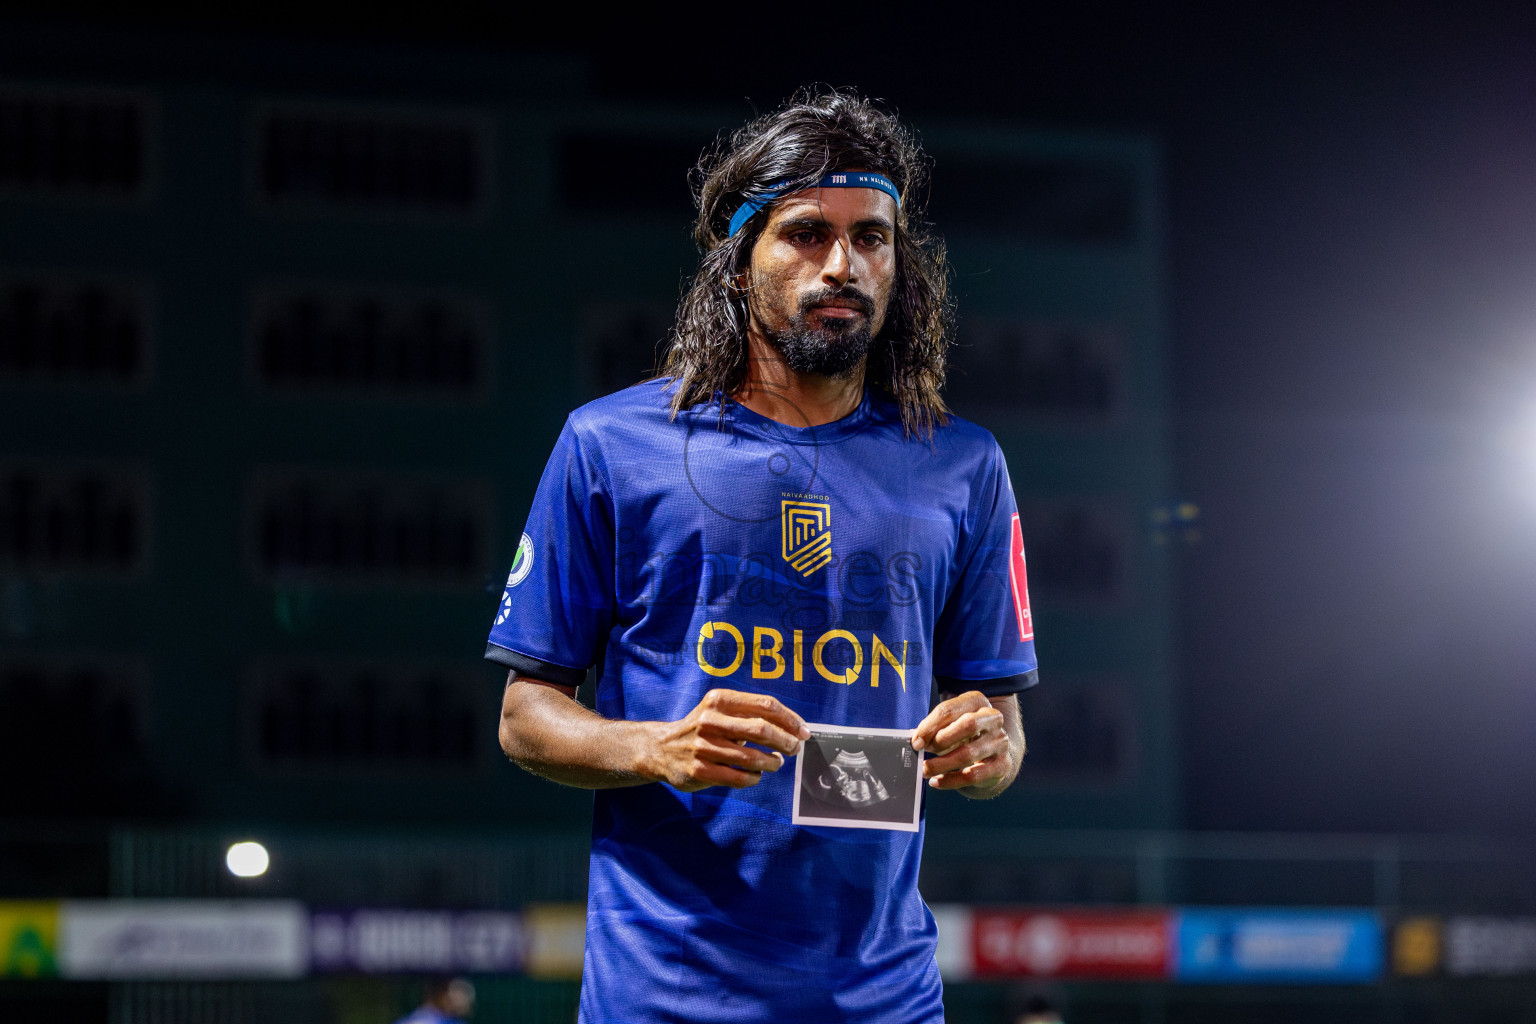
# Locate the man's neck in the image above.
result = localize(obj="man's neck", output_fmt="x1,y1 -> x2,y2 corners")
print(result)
734,330 -> 866,427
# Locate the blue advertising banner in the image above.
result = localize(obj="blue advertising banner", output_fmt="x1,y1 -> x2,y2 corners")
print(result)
1174,909 -> 1382,983
310,910 -> 523,975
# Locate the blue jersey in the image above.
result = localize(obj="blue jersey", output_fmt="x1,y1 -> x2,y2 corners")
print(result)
392,1010 -> 461,1024
487,380 -> 1037,1023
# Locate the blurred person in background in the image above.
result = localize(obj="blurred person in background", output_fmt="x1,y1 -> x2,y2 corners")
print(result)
393,977 -> 474,1024
1013,994 -> 1065,1024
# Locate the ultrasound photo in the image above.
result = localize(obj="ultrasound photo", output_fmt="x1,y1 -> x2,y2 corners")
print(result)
792,724 -> 923,832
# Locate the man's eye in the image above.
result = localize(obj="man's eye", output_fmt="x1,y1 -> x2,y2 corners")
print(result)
789,231 -> 820,245
858,233 -> 888,248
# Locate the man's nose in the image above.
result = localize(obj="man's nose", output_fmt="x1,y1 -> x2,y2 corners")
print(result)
821,236 -> 854,287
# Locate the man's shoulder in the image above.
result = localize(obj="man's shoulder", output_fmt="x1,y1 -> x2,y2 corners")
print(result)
862,390 -> 1003,455
567,378 -> 679,437
926,405 -> 1006,463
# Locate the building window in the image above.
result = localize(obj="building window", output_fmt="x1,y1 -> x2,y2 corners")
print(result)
1021,499 -> 1128,604
249,663 -> 481,769
0,657 -> 160,816
947,320 -> 1122,424
0,657 -> 145,753
255,104 -> 488,216
928,155 -> 1140,244
250,283 -> 488,398
0,87 -> 149,200
0,464 -> 148,574
557,133 -> 706,217
0,274 -> 150,386
577,303 -> 671,399
248,472 -> 489,586
1019,682 -> 1134,783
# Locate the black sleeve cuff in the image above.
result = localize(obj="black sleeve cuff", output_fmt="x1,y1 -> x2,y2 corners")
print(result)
484,643 -> 588,688
936,668 -> 1039,698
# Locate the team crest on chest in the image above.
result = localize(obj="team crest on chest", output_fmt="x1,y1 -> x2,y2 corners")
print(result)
781,498 -> 832,577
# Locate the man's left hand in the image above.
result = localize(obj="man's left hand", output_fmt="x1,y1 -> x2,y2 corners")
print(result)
911,691 -> 1023,797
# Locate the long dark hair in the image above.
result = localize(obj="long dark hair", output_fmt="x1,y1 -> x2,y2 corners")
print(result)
659,87 -> 953,438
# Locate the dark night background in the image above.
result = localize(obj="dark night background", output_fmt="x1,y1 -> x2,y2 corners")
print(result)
6,0 -> 1536,840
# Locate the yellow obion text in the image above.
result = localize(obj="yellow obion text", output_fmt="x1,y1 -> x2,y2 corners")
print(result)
695,622 -> 907,690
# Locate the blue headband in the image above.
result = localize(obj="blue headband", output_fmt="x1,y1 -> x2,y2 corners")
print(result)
727,171 -> 901,238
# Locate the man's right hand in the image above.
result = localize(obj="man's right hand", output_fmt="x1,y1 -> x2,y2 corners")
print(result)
640,689 -> 811,792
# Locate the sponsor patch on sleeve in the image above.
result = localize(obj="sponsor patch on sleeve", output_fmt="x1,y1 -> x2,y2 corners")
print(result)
1009,513 -> 1033,642
507,533 -> 534,587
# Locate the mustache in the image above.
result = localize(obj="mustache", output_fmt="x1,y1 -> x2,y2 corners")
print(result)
797,287 -> 875,318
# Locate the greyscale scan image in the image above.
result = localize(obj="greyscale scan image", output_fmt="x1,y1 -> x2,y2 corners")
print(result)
792,725 -> 924,831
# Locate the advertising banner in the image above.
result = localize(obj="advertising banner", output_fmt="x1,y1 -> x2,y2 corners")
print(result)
522,903 -> 586,980
1174,909 -> 1382,983
1392,916 -> 1441,977
1445,917 -> 1536,976
59,901 -> 307,979
0,902 -> 59,978
971,909 -> 1172,980
309,909 -> 523,974
930,904 -> 974,980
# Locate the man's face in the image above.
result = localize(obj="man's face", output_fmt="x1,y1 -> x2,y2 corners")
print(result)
746,182 -> 898,379
440,978 -> 474,1018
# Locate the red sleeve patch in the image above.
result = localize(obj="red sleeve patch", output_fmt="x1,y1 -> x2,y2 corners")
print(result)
1009,512 -> 1034,642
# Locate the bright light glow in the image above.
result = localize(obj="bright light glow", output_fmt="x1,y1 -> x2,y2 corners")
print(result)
1521,408 -> 1536,474
1497,403 -> 1536,509
226,841 -> 269,878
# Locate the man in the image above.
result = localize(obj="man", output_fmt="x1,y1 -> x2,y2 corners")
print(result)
489,88 -> 1038,1022
1013,994 -> 1065,1024
392,977 -> 474,1024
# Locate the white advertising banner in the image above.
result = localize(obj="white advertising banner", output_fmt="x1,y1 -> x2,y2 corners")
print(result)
930,904 -> 974,981
59,901 -> 307,979
1445,917 -> 1536,976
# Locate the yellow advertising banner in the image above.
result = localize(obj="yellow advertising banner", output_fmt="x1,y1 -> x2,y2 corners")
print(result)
522,903 -> 586,980
1393,916 -> 1441,977
0,902 -> 59,978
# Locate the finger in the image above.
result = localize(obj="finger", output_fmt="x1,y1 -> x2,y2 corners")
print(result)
693,736 -> 785,773
911,693 -> 990,750
931,708 -> 1003,755
680,761 -> 766,791
711,691 -> 811,741
922,733 -> 1009,778
928,756 -> 1006,790
911,702 -> 964,751
700,710 -> 804,757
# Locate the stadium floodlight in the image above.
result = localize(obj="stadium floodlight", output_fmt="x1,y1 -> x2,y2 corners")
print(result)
225,841 -> 270,878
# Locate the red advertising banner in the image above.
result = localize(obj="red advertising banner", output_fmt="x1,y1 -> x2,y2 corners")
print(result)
972,909 -> 1172,979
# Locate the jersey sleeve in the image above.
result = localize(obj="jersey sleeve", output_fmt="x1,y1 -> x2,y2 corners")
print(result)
485,417 -> 615,688
932,441 -> 1039,697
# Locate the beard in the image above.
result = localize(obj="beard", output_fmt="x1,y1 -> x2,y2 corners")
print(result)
761,286 -> 877,380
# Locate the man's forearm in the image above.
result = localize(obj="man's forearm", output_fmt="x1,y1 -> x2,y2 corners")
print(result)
499,677 -> 661,789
